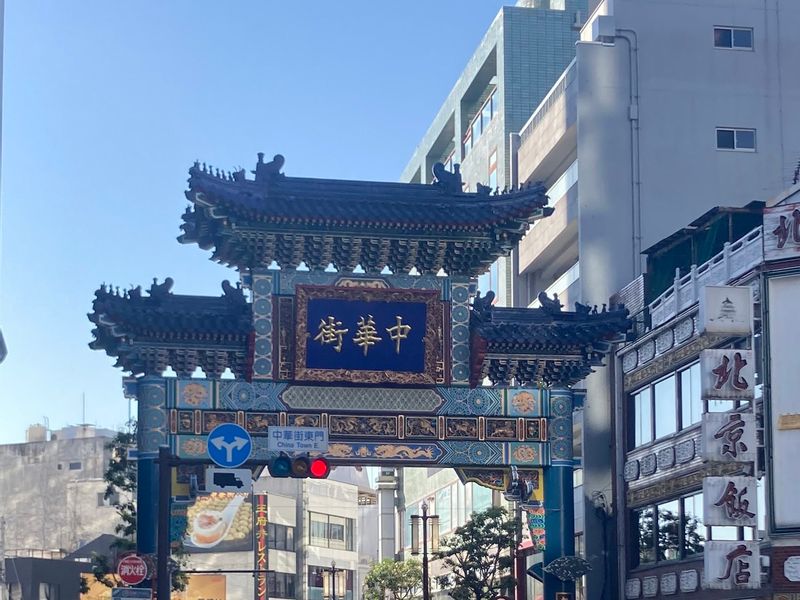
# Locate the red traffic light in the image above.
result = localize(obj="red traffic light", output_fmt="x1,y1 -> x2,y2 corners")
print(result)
309,457 -> 331,479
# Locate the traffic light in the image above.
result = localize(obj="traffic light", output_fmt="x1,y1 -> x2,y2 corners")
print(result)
268,453 -> 330,479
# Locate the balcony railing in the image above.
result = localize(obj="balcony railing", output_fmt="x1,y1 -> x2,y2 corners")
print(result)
648,226 -> 763,327
519,58 -> 575,145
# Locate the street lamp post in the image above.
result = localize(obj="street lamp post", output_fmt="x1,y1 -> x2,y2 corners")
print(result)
411,501 -> 439,600
323,561 -> 346,600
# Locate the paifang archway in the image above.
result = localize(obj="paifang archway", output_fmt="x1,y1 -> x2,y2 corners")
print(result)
89,155 -> 630,600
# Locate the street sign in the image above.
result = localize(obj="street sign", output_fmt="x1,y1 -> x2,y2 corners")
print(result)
206,467 -> 253,492
112,589 -> 151,600
267,426 -> 329,452
207,423 -> 252,468
117,554 -> 148,586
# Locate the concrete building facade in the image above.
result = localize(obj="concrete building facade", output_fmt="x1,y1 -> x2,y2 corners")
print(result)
512,1 -> 800,596
0,425 -> 120,555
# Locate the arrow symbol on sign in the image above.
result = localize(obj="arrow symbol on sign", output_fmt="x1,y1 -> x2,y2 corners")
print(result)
210,436 -> 249,463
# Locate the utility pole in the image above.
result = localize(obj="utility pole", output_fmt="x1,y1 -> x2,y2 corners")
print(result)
0,516 -> 7,600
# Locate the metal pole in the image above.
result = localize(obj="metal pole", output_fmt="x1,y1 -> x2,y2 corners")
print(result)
515,502 -> 526,600
421,502 -> 430,600
157,445 -> 171,600
330,561 -> 336,600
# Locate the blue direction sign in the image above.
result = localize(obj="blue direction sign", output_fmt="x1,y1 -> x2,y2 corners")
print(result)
207,423 -> 252,468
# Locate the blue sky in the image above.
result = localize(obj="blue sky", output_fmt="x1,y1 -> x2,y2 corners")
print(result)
0,1 -> 511,443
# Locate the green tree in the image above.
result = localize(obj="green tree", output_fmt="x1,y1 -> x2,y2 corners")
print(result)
82,422 -> 188,592
435,506 -> 516,600
364,559 -> 423,600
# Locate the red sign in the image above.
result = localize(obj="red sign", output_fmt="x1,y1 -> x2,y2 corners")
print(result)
117,554 -> 148,586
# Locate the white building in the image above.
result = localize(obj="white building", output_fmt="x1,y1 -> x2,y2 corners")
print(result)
512,1 -> 800,595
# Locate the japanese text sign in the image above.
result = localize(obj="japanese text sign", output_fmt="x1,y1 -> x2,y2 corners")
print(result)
703,476 -> 758,526
698,286 -> 753,336
764,202 -> 800,261
254,494 -> 268,600
704,541 -> 761,590
294,285 -> 444,385
700,349 -> 755,400
267,426 -> 329,452
701,412 -> 757,463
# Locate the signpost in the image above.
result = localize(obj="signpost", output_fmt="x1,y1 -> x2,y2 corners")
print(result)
207,423 -> 252,468
206,467 -> 253,492
117,554 -> 148,586
267,426 -> 329,453
112,589 -> 152,600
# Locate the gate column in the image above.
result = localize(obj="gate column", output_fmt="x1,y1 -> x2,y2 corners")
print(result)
377,467 -> 398,560
544,387 -> 576,600
136,376 -> 168,555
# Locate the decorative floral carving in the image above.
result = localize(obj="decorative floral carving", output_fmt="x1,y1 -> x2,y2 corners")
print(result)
657,447 -> 675,470
624,460 -> 640,482
640,453 -> 657,476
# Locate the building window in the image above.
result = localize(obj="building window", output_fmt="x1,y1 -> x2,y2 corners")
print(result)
69,462 -> 82,470
463,89 -> 497,158
97,492 -> 119,507
628,362 -> 710,449
631,492 -> 706,568
308,512 -> 354,551
267,572 -> 296,599
716,128 -> 756,151
267,523 -> 295,551
714,27 -> 753,50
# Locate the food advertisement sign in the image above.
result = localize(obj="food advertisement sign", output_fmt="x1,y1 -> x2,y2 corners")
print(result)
183,492 -> 253,553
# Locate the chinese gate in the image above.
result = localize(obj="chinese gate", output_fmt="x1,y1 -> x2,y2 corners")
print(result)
89,154 -> 631,600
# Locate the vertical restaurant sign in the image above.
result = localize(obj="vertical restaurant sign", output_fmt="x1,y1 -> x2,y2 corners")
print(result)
703,476 -> 758,527
764,202 -> 800,261
698,286 -> 753,336
704,541 -> 760,590
254,494 -> 268,600
294,285 -> 444,385
700,412 -> 757,463
699,349 -> 755,400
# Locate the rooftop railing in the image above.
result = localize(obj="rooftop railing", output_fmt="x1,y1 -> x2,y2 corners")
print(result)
647,225 -> 763,327
519,58 -> 576,145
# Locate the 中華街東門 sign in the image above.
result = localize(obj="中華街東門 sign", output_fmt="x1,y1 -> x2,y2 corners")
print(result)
294,285 -> 445,385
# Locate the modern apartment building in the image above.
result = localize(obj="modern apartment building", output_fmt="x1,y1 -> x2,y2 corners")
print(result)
512,1 -> 800,595
398,2 -> 589,598
401,0 -> 587,308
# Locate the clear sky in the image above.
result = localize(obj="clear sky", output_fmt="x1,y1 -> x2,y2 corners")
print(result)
0,1 -> 511,443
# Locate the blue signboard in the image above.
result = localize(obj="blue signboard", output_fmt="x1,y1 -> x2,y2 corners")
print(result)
294,285 -> 445,385
306,298 -> 427,372
207,423 -> 252,468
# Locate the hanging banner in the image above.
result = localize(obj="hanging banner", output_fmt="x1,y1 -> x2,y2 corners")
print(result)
703,476 -> 758,527
699,349 -> 755,400
697,285 -> 753,336
764,202 -> 800,261
704,541 -> 760,590
700,412 -> 757,463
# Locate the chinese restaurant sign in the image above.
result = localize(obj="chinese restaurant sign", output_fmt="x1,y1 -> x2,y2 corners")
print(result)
764,202 -> 800,262
701,412 -> 757,463
254,494 -> 268,600
704,541 -> 760,590
699,349 -> 755,400
698,286 -> 753,336
294,285 -> 445,385
703,476 -> 758,526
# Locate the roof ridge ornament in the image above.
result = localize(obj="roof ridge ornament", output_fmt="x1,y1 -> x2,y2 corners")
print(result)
253,152 -> 285,183
432,162 -> 463,194
537,291 -> 563,314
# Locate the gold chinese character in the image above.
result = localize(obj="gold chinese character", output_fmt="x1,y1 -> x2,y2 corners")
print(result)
353,315 -> 382,356
314,316 -> 349,352
386,316 -> 412,354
